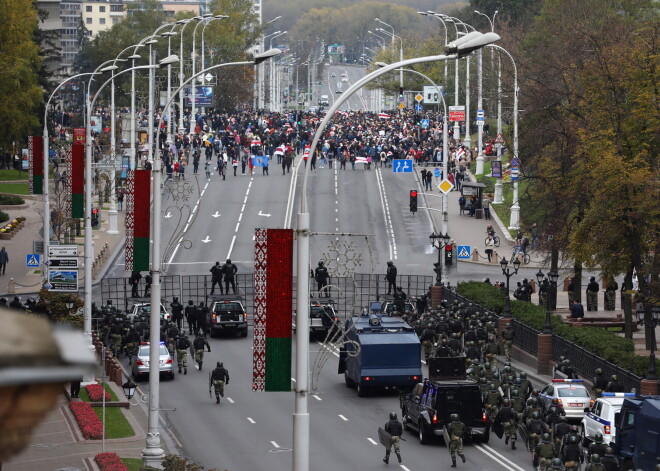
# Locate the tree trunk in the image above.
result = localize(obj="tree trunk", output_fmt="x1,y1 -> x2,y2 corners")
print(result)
623,267 -> 633,340
574,262 -> 582,303
550,248 -> 559,310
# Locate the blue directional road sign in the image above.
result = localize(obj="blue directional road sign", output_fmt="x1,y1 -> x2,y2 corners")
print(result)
26,253 -> 41,268
457,246 -> 471,259
420,118 -> 430,128
415,104 -> 423,113
393,159 -> 413,173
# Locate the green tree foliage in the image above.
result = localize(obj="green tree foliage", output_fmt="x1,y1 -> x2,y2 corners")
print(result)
0,0 -> 42,153
469,0 -> 542,26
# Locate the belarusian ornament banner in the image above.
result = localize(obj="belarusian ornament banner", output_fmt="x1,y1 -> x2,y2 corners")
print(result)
71,143 -> 84,218
125,170 -> 151,272
253,228 -> 294,392
28,136 -> 43,195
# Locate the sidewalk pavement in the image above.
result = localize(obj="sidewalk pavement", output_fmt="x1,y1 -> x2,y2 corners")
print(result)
3,368 -> 155,471
0,191 -> 126,297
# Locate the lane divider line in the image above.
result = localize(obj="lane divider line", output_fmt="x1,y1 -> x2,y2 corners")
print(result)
313,395 -> 322,401
338,415 -> 348,421
478,444 -> 527,471
247,417 -> 256,424
270,441 -> 280,448
367,437 -> 377,445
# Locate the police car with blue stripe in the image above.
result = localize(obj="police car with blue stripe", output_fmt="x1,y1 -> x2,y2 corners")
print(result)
581,392 -> 636,446
539,379 -> 593,421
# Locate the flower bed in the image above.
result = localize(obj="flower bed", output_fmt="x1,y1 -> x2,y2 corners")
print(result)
0,217 -> 25,240
85,383 -> 111,402
69,401 -> 103,439
95,452 -> 128,471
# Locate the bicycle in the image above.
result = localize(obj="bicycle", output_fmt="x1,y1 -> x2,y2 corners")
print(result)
511,246 -> 531,264
485,232 -> 500,248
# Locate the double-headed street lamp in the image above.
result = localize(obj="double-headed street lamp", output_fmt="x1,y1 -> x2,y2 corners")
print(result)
536,269 -> 559,334
430,233 -> 451,286
499,256 -> 521,318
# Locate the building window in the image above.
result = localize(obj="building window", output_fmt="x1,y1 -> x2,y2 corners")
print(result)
85,5 -> 92,11
99,6 -> 105,12
86,17 -> 92,24
100,17 -> 105,24
113,17 -> 119,24
110,4 -> 122,12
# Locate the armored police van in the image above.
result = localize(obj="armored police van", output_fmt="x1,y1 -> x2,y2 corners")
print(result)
613,395 -> 660,471
338,314 -> 422,397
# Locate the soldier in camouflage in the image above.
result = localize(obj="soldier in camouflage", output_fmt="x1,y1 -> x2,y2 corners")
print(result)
447,413 -> 467,467
383,412 -> 403,464
534,433 -> 557,471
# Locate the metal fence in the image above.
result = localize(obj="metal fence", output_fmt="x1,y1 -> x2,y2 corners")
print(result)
512,320 -> 539,356
100,273 -> 434,320
552,335 -> 642,393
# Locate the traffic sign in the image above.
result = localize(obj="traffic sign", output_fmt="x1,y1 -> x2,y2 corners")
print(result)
420,119 -> 430,128
46,258 -> 79,268
437,179 -> 454,194
48,245 -> 78,257
457,245 -> 471,259
415,93 -> 424,103
476,110 -> 485,126
423,85 -> 442,104
433,168 -> 442,178
26,254 -> 41,268
393,160 -> 413,173
448,106 -> 466,122
414,104 -> 423,113
47,269 -> 79,292
398,102 -> 405,109
494,132 -> 506,144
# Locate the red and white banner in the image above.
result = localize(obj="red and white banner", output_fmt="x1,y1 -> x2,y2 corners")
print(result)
378,113 -> 390,119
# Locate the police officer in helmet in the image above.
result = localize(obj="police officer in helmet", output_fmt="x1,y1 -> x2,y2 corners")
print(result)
210,361 -> 229,404
382,412 -> 403,464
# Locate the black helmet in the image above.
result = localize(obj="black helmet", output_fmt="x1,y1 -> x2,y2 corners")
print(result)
387,261 -> 393,266
451,414 -> 459,421
502,398 -> 511,407
542,433 -> 551,442
611,375 -> 618,381
174,297 -> 178,301
551,458 -> 563,469
532,411 -> 540,420
569,435 -> 578,444
591,454 -> 601,463
590,276 -> 596,282
188,300 -> 194,305
594,432 -> 603,443
226,259 -> 231,264
389,412 -> 397,420
217,362 -> 223,367
318,261 -> 324,266
605,447 -> 614,455
595,368 -> 603,375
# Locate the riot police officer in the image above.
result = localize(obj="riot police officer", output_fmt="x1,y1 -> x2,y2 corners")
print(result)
605,375 -> 624,392
561,434 -> 583,471
447,414 -> 466,467
385,261 -> 397,295
196,302 -> 208,338
170,297 -> 184,330
144,272 -> 152,297
604,279 -> 618,310
383,412 -> 403,464
501,323 -> 514,362
495,398 -> 518,449
210,261 -> 224,295
534,433 -> 557,470
601,447 -> 620,471
588,433 -> 608,462
223,259 -> 238,294
129,270 -> 142,297
592,368 -> 609,397
185,300 -> 197,335
586,276 -> 600,311
526,411 -> 548,451
314,261 -> 330,297
586,454 -> 604,471
192,332 -> 211,370
210,361 -> 229,403
175,334 -> 191,374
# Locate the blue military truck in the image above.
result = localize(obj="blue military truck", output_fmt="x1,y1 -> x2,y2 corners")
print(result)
338,314 -> 422,397
613,395 -> 660,470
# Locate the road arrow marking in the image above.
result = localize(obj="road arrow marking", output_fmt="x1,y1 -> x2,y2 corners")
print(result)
164,212 -> 172,219
211,211 -> 221,218
258,211 -> 271,217
202,236 -> 211,243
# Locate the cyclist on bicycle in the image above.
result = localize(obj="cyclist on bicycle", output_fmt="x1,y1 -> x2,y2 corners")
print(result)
486,224 -> 495,236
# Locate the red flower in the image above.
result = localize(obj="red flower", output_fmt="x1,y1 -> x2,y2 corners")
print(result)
69,401 -> 103,440
95,452 -> 128,471
85,383 -> 111,402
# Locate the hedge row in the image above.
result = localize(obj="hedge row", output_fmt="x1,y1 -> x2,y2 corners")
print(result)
456,282 -> 656,377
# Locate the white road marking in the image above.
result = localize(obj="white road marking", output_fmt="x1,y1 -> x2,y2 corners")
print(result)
200,189 -> 205,197
235,223 -> 240,232
241,203 -> 246,212
477,444 -> 527,471
238,213 -> 243,222
367,437 -> 377,445
270,441 -> 280,448
421,359 -> 427,365
226,397 -> 235,404
247,417 -> 255,424
226,235 -> 236,260
399,465 -> 411,471
338,414 -> 348,421
204,182 -> 209,190
313,395 -> 322,401
375,168 -> 397,260
291,378 -> 296,382
244,196 -> 248,204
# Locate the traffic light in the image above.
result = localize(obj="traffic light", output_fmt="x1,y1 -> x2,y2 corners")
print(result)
409,190 -> 417,213
399,86 -> 404,103
445,244 -> 453,266
91,208 -> 99,228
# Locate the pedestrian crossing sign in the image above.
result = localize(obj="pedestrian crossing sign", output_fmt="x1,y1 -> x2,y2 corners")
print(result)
26,253 -> 41,268
457,246 -> 471,259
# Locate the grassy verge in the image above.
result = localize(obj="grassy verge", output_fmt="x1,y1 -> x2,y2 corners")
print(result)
0,183 -> 29,195
93,406 -> 134,439
122,458 -> 143,471
0,169 -> 30,181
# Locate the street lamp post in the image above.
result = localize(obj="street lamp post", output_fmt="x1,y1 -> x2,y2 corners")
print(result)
367,30 -> 387,50
296,30 -> 500,471
536,269 -> 559,334
200,15 -> 228,114
375,19 -> 402,89
419,12 -> 449,84
268,31 -> 287,110
430,233 -> 451,286
178,17 -> 202,134
190,14 -> 214,127
499,256 -> 521,318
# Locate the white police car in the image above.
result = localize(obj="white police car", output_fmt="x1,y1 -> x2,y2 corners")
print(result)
539,379 -> 593,420
581,392 -> 636,446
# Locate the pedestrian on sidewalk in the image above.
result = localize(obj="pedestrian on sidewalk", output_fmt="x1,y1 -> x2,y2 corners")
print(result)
485,236 -> 495,263
117,189 -> 124,211
458,195 -> 466,215
483,196 -> 491,220
0,247 -> 8,275
530,223 -> 539,249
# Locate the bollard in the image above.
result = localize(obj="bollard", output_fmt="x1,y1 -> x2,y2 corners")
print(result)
7,277 -> 14,294
472,249 -> 479,262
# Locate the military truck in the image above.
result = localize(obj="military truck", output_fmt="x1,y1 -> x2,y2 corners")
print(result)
338,314 -> 422,397
613,395 -> 660,470
400,356 -> 490,444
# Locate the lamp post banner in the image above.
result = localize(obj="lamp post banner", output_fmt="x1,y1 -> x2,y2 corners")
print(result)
71,144 -> 84,218
28,136 -> 43,195
253,228 -> 294,392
